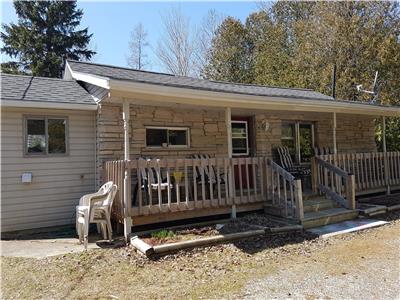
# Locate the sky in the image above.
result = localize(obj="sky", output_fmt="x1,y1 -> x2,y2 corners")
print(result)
1,1 -> 262,72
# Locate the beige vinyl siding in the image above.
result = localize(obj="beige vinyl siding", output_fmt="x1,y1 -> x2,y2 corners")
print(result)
1,107 -> 96,232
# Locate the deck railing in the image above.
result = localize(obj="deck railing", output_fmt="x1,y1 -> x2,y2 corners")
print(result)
104,156 -> 304,225
269,160 -> 304,220
312,156 -> 355,209
314,152 -> 400,194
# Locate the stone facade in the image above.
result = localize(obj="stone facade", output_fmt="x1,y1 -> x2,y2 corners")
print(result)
96,100 -> 377,185
254,111 -> 377,158
96,101 -> 228,184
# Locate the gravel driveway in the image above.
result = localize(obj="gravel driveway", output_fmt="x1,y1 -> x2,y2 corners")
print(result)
241,218 -> 400,300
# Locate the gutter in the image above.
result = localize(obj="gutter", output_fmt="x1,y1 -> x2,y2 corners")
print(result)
1,100 -> 98,111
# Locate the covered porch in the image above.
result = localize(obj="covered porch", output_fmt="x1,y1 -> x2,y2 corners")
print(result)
100,99 -> 399,240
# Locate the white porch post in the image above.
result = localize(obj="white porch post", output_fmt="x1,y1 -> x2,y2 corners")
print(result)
123,100 -> 132,241
225,107 -> 236,218
382,116 -> 390,194
332,112 -> 337,154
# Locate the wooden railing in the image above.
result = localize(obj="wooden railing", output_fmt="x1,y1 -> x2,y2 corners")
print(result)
269,160 -> 304,220
315,152 -> 400,194
312,157 -> 355,209
104,156 -> 305,224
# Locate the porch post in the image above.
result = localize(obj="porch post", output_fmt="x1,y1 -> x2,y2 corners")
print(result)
123,100 -> 132,241
382,116 -> 390,194
225,107 -> 236,218
332,112 -> 337,154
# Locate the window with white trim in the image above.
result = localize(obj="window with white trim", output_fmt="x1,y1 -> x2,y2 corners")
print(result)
231,121 -> 249,155
25,117 -> 68,155
145,127 -> 189,148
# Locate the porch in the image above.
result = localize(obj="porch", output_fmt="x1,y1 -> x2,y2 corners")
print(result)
97,98 -> 398,239
104,151 -> 400,231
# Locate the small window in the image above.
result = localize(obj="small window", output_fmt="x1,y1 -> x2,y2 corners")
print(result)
146,127 -> 189,148
25,117 -> 68,155
232,121 -> 249,155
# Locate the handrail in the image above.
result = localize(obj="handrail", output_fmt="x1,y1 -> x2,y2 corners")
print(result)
268,159 -> 303,220
312,157 -> 355,210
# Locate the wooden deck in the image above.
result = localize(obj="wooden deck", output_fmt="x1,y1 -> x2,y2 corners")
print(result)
104,157 -> 303,226
104,151 -> 399,227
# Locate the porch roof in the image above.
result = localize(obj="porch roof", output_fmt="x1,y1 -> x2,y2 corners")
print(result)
65,60 -> 399,117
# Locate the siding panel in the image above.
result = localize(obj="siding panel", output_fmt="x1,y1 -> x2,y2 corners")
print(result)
1,107 -> 96,232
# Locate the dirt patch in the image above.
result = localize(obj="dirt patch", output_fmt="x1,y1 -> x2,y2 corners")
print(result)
142,214 -> 283,246
2,213 -> 398,299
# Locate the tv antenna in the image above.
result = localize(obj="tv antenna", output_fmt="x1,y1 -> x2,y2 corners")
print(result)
356,71 -> 379,103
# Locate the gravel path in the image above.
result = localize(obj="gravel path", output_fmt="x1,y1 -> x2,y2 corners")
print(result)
241,218 -> 400,300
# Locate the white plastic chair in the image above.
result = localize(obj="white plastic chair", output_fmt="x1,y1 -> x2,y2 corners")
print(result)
76,182 -> 116,249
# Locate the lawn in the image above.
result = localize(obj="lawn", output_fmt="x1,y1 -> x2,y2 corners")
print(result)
1,213 -> 399,299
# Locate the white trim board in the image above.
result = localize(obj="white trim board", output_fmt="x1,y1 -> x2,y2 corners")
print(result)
1,100 -> 97,111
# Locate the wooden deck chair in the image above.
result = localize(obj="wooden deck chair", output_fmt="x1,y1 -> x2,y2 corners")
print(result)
276,146 -> 310,176
133,158 -> 173,205
191,154 -> 225,184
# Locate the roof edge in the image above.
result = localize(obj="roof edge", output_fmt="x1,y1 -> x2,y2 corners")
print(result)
109,79 -> 399,117
1,99 -> 98,111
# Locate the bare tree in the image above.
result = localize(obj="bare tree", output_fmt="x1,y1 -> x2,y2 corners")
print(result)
194,9 -> 223,77
127,23 -> 149,70
156,7 -> 195,76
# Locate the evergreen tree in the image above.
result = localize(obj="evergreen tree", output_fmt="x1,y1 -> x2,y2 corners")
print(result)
1,1 -> 95,77
203,17 -> 253,83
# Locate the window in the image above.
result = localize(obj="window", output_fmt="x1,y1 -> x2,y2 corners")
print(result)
25,117 -> 67,155
232,121 -> 249,155
146,127 -> 189,148
281,122 -> 314,164
281,123 -> 296,160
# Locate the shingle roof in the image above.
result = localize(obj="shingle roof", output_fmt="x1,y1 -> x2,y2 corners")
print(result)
67,60 -> 335,101
0,73 -> 96,106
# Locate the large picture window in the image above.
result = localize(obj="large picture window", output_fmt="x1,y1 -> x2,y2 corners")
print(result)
281,122 -> 314,163
25,117 -> 67,155
146,127 -> 189,148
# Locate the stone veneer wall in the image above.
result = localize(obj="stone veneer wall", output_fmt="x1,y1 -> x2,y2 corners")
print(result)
96,101 -> 228,185
96,101 -> 377,186
254,111 -> 377,159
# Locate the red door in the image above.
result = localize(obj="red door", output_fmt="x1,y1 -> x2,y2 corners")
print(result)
231,117 -> 253,189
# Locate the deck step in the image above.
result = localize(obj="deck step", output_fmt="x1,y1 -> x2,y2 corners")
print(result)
302,208 -> 359,229
303,197 -> 339,213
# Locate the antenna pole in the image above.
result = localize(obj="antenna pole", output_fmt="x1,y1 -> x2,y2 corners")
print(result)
332,64 -> 337,99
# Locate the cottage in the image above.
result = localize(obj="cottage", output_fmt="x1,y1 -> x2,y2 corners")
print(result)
1,60 -> 399,236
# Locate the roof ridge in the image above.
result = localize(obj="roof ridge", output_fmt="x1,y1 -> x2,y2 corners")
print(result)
67,59 -> 177,77
67,60 -> 326,94
0,72 -> 75,82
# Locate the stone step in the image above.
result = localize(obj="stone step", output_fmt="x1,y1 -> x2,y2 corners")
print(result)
303,197 -> 339,213
301,208 -> 359,229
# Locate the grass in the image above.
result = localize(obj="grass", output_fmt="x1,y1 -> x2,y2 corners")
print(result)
1,215 -> 398,299
150,229 -> 176,239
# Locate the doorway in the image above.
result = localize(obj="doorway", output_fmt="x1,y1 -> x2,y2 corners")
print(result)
231,116 -> 254,189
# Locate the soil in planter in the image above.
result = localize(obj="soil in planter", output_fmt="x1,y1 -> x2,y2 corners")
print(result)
141,214 -> 284,246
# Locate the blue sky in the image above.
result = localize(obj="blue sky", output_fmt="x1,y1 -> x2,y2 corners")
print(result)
1,1 -> 262,72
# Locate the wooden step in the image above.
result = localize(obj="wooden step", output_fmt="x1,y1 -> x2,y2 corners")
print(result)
302,208 -> 359,229
303,198 -> 339,213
